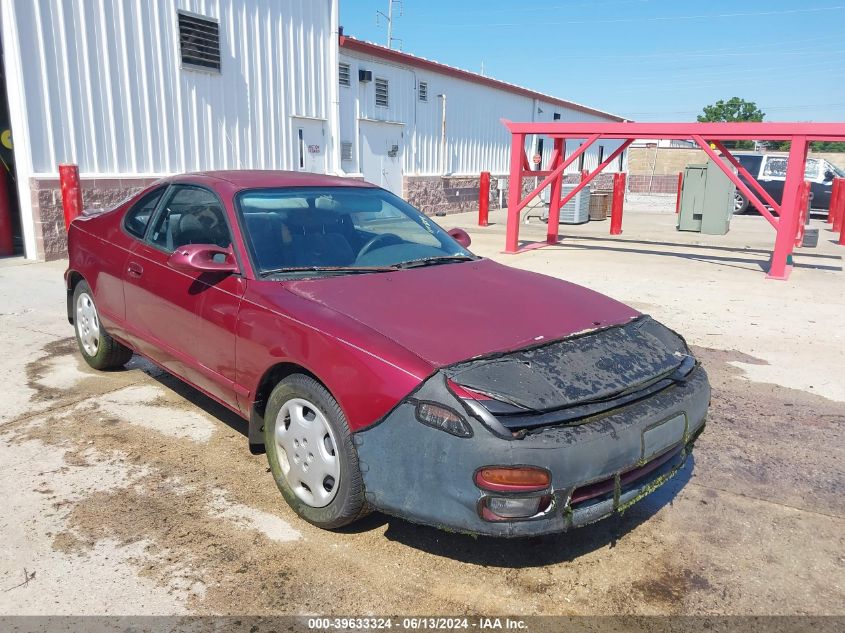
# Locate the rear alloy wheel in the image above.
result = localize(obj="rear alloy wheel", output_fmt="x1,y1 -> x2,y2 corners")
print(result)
264,374 -> 366,529
733,190 -> 750,214
73,280 -> 133,370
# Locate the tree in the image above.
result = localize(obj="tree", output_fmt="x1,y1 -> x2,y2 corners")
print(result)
697,98 -> 765,149
697,97 -> 765,123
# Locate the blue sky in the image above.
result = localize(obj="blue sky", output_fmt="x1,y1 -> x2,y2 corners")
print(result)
340,0 -> 845,122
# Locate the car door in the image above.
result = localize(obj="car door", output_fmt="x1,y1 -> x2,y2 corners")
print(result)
122,184 -> 245,410
804,159 -> 828,210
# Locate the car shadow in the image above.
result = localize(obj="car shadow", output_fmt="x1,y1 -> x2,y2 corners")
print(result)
344,456 -> 695,567
148,370 -> 252,441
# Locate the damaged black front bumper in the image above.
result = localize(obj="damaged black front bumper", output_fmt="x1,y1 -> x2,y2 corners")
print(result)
354,365 -> 709,537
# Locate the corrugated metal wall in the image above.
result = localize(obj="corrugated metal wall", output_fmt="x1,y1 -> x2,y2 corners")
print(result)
339,49 -> 625,177
5,0 -> 334,176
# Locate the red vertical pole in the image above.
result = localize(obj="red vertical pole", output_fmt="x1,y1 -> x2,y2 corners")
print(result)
478,171 -> 490,227
546,138 -> 565,244
794,181 -> 811,248
580,169 -> 588,183
59,164 -> 83,230
768,137 -> 808,280
505,134 -> 525,253
0,168 -> 13,256
675,171 -> 683,214
610,172 -> 625,235
831,178 -> 844,233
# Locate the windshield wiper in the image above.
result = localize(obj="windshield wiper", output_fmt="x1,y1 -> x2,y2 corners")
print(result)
393,255 -> 476,269
259,266 -> 396,277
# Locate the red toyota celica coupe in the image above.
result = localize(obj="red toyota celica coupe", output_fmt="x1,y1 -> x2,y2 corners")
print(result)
65,171 -> 708,537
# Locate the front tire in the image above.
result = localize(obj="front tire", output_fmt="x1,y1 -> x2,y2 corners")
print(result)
73,280 -> 133,370
264,374 -> 367,529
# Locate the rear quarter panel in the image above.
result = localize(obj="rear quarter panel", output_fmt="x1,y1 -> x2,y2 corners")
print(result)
67,208 -> 135,332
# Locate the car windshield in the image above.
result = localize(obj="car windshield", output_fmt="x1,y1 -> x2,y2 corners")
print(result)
236,187 -> 475,275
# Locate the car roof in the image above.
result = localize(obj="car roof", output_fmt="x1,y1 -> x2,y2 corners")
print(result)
161,170 -> 379,190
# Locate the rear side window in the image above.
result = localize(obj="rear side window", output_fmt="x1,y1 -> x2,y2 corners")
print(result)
737,155 -> 762,175
124,188 -> 165,238
763,157 -> 788,178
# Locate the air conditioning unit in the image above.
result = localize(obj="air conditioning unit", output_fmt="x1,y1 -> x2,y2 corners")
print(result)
359,69 -> 373,82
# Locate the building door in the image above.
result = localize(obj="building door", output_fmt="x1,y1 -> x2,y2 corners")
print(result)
360,121 -> 404,195
293,118 -> 327,173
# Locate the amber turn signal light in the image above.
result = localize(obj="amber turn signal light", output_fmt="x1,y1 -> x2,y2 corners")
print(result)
474,466 -> 551,493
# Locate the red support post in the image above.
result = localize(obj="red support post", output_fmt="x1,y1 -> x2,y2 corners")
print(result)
546,138 -> 565,245
59,164 -> 83,231
580,169 -> 588,183
0,168 -> 13,256
478,171 -> 490,227
768,136 -> 808,280
610,172 -> 625,235
675,171 -> 683,214
831,178 -> 844,233
505,134 -> 525,253
794,181 -> 811,248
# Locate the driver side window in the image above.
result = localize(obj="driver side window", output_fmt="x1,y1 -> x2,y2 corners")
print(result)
149,186 -> 232,252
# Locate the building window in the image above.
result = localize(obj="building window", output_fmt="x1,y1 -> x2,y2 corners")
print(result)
577,144 -> 585,171
597,145 -> 605,165
418,81 -> 428,102
341,141 -> 353,162
339,63 -> 351,87
618,151 -> 625,171
177,11 -> 221,72
375,77 -> 389,107
553,112 -> 561,120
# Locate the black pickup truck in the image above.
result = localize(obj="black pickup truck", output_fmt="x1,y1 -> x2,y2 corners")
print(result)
733,153 -> 844,215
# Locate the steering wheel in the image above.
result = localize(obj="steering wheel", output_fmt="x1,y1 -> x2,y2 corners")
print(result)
357,233 -> 403,260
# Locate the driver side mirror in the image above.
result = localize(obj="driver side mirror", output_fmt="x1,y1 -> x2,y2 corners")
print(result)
824,169 -> 835,182
447,228 -> 472,249
168,244 -> 239,274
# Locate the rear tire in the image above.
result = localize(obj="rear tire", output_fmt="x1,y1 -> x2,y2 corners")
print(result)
264,374 -> 367,529
733,191 -> 749,215
73,280 -> 133,370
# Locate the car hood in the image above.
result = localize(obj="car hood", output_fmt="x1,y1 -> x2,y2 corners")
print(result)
284,259 -> 639,367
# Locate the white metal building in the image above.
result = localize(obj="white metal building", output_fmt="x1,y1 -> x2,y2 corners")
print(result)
0,1 -> 626,260
337,36 -> 627,209
0,0 -> 340,260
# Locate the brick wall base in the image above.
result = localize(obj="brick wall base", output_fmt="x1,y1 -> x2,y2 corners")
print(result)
627,174 -> 680,194
403,172 -> 617,216
30,176 -> 158,260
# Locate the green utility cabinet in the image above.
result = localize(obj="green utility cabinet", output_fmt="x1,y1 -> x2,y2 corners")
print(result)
677,159 -> 735,235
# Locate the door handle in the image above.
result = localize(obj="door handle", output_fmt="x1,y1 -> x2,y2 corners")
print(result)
127,261 -> 143,278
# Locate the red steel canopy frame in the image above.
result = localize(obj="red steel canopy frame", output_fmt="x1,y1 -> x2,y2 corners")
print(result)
502,121 -> 845,280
